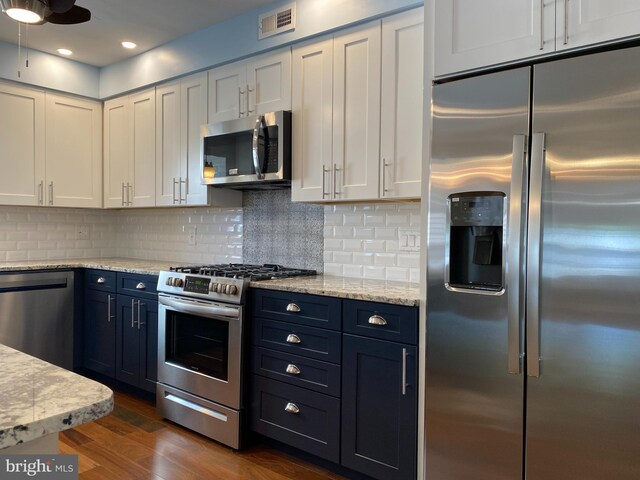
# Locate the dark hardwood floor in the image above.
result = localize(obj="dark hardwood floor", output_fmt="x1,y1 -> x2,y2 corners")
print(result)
60,391 -> 347,480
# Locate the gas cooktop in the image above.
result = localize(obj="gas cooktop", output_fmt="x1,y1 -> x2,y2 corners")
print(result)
169,264 -> 317,281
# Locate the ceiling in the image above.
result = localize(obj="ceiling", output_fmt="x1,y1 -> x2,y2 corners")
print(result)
0,0 -> 280,67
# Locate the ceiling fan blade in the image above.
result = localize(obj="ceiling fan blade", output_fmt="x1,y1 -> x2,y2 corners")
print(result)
48,0 -> 76,14
44,4 -> 89,24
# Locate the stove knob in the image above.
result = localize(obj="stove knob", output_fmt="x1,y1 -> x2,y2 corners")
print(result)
228,285 -> 238,295
165,277 -> 174,286
219,284 -> 229,294
211,283 -> 220,293
209,281 -> 216,292
174,278 -> 184,288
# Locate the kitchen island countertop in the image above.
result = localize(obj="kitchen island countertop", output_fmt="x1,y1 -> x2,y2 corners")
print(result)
0,344 -> 113,450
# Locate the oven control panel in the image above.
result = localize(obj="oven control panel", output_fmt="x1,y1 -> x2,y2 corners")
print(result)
157,271 -> 245,304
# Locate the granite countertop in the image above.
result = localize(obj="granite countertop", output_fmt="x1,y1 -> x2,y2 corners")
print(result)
250,275 -> 420,307
0,259 -> 420,306
0,345 -> 113,449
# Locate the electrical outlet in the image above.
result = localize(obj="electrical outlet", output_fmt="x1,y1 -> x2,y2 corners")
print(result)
187,226 -> 197,246
398,229 -> 420,252
76,225 -> 90,240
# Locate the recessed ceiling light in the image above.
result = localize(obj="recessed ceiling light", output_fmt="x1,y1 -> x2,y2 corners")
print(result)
121,41 -> 137,49
57,48 -> 73,56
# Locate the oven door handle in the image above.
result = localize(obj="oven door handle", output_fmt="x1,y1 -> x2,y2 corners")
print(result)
160,296 -> 240,320
252,115 -> 266,180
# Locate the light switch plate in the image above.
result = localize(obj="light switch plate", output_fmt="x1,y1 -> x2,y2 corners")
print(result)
398,229 -> 420,252
186,226 -> 197,246
76,225 -> 89,240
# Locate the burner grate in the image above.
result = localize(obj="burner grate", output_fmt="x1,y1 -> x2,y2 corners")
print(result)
170,264 -> 316,281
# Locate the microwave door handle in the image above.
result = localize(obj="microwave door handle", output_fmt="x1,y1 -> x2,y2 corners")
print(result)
252,115 -> 266,180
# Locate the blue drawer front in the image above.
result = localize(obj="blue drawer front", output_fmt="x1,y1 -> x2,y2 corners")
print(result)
117,272 -> 158,300
250,375 -> 340,463
253,317 -> 341,363
85,269 -> 116,292
252,289 -> 341,330
252,347 -> 341,397
343,300 -> 418,345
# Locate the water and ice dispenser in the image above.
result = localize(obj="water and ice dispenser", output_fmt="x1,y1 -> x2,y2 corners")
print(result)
447,192 -> 505,292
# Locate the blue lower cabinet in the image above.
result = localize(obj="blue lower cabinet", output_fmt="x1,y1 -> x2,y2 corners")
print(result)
83,289 -> 116,376
116,295 -> 158,393
250,375 -> 341,463
341,334 -> 418,480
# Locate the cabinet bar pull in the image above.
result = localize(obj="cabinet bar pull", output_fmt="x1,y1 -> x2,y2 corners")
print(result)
402,348 -> 407,396
38,180 -> 44,205
238,87 -> 245,117
333,164 -> 340,198
138,301 -> 145,329
131,298 -> 136,328
247,84 -> 254,114
286,364 -> 301,375
180,178 -> 187,203
286,303 -> 301,313
172,178 -> 178,204
382,158 -> 390,196
284,403 -> 300,414
136,282 -> 146,290
107,294 -> 112,323
48,182 -> 53,206
322,165 -> 330,198
128,183 -> 133,206
539,0 -> 544,50
122,182 -> 126,206
97,277 -> 105,284
368,314 -> 387,326
286,334 -> 301,344
563,0 -> 569,45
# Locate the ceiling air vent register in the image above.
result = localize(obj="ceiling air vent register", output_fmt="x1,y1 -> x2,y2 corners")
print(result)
258,2 -> 296,40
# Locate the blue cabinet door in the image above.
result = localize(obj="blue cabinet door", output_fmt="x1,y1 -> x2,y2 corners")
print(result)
83,289 -> 116,377
341,334 -> 417,480
140,298 -> 158,393
116,295 -> 140,387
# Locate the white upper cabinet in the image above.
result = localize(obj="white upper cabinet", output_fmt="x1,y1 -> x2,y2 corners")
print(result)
104,89 -> 156,209
332,21 -> 382,201
208,47 -> 292,123
0,83 -> 45,206
45,94 -> 102,208
291,8 -> 424,203
558,0 -> 640,51
435,0 -> 553,77
156,82 -> 182,207
436,0 -> 640,77
291,36 -> 334,202
380,8 -> 424,200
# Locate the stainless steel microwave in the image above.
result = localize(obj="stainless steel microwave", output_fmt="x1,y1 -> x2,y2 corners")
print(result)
200,110 -> 291,188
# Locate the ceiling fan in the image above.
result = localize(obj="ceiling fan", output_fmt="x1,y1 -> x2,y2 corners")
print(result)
0,0 -> 91,25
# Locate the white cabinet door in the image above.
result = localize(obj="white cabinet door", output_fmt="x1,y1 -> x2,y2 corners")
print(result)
45,94 -> 102,208
104,97 -> 129,208
291,37 -> 334,202
434,0 -> 554,77
246,48 -> 292,115
0,83 -> 45,206
155,82 -> 182,206
558,0 -> 640,51
130,89 -> 156,207
332,21 -> 381,201
381,8 -> 424,200
181,72 -> 208,206
208,62 -> 246,123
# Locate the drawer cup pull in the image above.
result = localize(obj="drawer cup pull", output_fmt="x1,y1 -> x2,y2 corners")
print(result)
136,282 -> 146,290
286,364 -> 301,375
96,277 -> 106,284
285,402 -> 300,414
286,303 -> 301,313
286,334 -> 301,344
368,314 -> 387,326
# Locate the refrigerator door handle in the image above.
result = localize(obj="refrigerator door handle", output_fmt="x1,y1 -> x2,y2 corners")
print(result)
526,132 -> 546,378
508,134 -> 527,374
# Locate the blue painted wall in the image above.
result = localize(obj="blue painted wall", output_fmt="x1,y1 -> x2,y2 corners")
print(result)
0,39 -> 99,98
99,0 -> 422,98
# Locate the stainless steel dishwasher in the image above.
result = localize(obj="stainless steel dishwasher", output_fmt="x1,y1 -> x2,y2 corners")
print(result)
0,271 -> 74,369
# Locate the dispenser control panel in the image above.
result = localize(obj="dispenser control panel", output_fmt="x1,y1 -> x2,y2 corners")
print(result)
450,194 -> 504,226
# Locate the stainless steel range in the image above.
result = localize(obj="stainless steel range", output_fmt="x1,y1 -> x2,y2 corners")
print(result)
156,264 -> 316,449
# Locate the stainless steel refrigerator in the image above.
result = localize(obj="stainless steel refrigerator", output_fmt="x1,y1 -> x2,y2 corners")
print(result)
425,46 -> 640,480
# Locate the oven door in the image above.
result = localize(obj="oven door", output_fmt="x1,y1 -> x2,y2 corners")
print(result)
158,293 -> 243,410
